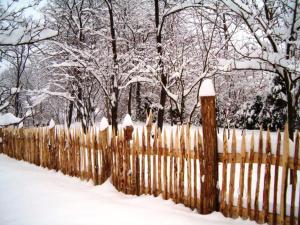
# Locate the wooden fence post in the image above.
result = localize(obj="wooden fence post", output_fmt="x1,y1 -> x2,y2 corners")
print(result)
199,79 -> 218,214
0,128 -> 3,154
99,119 -> 109,183
123,114 -> 134,194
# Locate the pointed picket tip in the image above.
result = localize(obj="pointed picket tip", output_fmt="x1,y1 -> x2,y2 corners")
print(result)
241,130 -> 246,153
146,110 -> 153,127
100,117 -> 109,131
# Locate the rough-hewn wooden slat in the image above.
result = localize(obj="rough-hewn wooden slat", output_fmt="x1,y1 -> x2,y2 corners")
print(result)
141,128 -> 146,194
158,128 -> 162,195
198,131 -> 204,213
147,124 -> 152,195
80,130 -> 86,180
174,126 -> 179,204
187,126 -> 192,207
290,132 -> 299,225
153,127 -> 158,196
132,129 -> 136,195
280,124 -> 290,224
0,128 -> 3,154
169,129 -> 174,199
247,132 -> 255,219
254,128 -> 263,222
238,131 -> 246,218
193,130 -> 197,209
272,130 -> 281,225
179,125 -> 185,203
228,128 -> 236,218
77,128 -> 82,178
135,129 -> 140,196
263,129 -> 272,223
119,129 -> 125,192
111,129 -> 116,186
163,129 -> 168,200
220,130 -> 228,216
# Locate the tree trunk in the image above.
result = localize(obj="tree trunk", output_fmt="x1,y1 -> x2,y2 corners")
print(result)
14,92 -> 20,117
67,101 -> 74,128
106,0 -> 119,132
286,86 -> 295,140
283,70 -> 296,140
136,82 -> 142,121
154,0 -> 167,130
128,84 -> 132,116
111,103 -> 118,133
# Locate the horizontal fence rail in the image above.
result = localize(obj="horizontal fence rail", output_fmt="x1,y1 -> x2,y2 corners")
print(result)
0,123 -> 299,225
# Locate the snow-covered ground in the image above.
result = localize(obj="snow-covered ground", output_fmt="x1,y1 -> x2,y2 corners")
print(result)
0,154 -> 258,225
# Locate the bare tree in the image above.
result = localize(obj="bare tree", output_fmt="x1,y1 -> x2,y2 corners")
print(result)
220,0 -> 300,139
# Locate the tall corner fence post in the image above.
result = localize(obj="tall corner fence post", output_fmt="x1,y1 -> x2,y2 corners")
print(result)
199,79 -> 219,214
123,114 -> 134,194
0,128 -> 3,154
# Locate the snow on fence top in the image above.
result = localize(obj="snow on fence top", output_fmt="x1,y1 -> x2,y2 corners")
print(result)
123,114 -> 133,127
48,119 -> 55,129
0,113 -> 22,127
100,117 -> 109,131
199,79 -> 215,97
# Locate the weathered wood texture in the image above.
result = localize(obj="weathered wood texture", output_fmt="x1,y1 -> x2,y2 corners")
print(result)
200,96 -> 219,214
1,122 -> 299,225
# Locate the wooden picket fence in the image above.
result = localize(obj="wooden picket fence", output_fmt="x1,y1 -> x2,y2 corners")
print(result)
0,123 -> 299,225
0,126 -> 111,185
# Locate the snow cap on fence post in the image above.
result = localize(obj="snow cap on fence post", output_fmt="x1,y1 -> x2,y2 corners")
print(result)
100,117 -> 109,131
48,119 -> 55,129
199,78 -> 218,214
99,117 -> 109,148
199,79 -> 215,97
123,114 -> 134,141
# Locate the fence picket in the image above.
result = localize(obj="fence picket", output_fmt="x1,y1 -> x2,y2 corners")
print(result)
220,129 -> 228,216
135,129 -> 140,196
179,125 -> 185,203
147,124 -> 152,195
169,129 -> 174,199
254,128 -> 263,222
163,129 -> 168,200
263,129 -> 271,223
153,127 -> 158,196
247,132 -> 255,219
272,130 -> 281,225
238,131 -> 246,218
158,128 -> 162,195
193,130 -> 197,209
280,124 -> 289,224
174,126 -> 179,204
198,131 -> 204,213
228,128 -> 236,218
290,132 -> 299,225
141,128 -> 146,194
187,125 -> 192,207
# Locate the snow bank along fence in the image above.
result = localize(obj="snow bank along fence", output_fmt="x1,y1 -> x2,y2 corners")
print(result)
0,80 -> 300,225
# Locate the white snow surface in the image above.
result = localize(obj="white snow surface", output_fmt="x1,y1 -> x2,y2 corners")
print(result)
48,119 -> 55,129
123,114 -> 133,127
199,79 -> 216,97
0,113 -> 22,127
0,154 -> 258,225
99,117 -> 109,131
